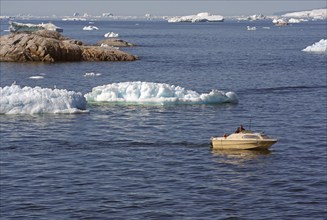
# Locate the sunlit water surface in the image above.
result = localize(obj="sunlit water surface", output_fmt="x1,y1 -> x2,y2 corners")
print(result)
1,20 -> 326,219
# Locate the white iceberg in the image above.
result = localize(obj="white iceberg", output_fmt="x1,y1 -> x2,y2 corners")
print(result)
62,17 -> 87,21
84,81 -> 238,105
104,32 -> 119,38
288,18 -> 302,23
84,72 -> 102,77
167,12 -> 224,23
282,9 -> 327,20
100,44 -> 119,49
237,14 -> 266,21
29,75 -> 44,79
247,26 -> 256,31
248,14 -> 266,20
9,21 -> 63,33
82,25 -> 99,30
302,39 -> 327,53
0,85 -> 88,114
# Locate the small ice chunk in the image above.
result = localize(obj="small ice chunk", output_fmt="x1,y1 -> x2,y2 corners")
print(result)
104,32 -> 119,38
302,39 -> 327,53
82,26 -> 99,30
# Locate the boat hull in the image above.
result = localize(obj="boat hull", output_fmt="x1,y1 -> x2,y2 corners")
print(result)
211,138 -> 277,150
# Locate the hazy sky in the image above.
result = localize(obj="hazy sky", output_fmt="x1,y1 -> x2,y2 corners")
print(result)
1,0 -> 326,16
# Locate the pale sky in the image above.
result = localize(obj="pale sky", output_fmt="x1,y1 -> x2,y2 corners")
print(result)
1,0 -> 326,16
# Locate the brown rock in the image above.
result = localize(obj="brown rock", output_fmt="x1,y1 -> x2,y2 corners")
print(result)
96,39 -> 135,47
82,46 -> 137,61
0,30 -> 138,62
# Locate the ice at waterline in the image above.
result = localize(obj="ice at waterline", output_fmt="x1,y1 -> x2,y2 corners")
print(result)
84,82 -> 238,105
0,82 -> 238,114
0,84 -> 87,114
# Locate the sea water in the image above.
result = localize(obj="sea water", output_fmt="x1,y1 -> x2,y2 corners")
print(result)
0,20 -> 326,219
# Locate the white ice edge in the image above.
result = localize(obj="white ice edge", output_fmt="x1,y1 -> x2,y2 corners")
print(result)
0,85 -> 88,114
302,39 -> 327,53
84,81 -> 238,105
1,82 -> 238,114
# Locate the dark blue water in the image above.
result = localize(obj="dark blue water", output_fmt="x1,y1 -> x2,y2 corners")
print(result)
1,20 -> 327,219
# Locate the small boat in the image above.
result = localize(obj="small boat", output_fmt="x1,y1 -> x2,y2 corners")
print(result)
211,130 -> 277,150
9,21 -> 63,33
272,18 -> 288,26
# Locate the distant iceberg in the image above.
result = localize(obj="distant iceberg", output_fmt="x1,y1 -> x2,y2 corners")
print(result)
282,9 -> 327,20
83,26 -> 99,30
9,21 -> 63,33
247,26 -> 256,31
167,12 -> 224,23
100,44 -> 119,50
288,18 -> 304,23
104,32 -> 119,38
29,75 -> 44,79
302,39 -> 327,53
84,81 -> 238,105
0,85 -> 87,114
237,14 -> 266,21
84,72 -> 102,77
62,17 -> 87,21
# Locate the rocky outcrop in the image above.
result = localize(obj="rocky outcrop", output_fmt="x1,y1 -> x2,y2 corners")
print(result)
0,30 -> 138,62
95,39 -> 135,47
82,46 -> 137,61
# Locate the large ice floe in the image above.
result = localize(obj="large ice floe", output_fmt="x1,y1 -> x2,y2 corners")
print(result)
302,39 -> 327,53
0,85 -> 87,114
167,12 -> 224,23
84,82 -> 238,105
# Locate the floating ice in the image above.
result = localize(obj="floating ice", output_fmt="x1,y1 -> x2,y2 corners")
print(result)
282,9 -> 327,20
104,32 -> 119,38
247,26 -> 256,31
100,44 -> 119,50
237,14 -> 266,21
84,82 -> 238,105
288,18 -> 302,23
168,12 -> 224,23
82,26 -> 99,30
302,39 -> 327,53
84,72 -> 102,77
29,75 -> 44,79
0,85 -> 88,114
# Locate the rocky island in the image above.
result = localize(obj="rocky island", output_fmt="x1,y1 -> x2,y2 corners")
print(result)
0,30 -> 138,62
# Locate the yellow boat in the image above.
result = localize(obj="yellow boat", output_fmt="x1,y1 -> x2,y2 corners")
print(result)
211,130 -> 277,150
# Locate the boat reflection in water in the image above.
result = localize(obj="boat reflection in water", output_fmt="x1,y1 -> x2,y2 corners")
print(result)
211,148 -> 271,165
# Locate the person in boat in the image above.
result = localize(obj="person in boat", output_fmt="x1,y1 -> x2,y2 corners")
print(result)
235,124 -> 245,133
